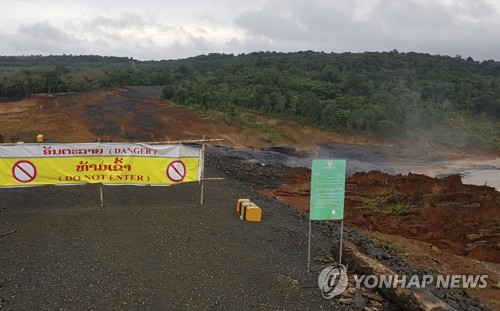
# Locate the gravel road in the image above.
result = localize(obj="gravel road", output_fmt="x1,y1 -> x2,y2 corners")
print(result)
0,166 -> 352,311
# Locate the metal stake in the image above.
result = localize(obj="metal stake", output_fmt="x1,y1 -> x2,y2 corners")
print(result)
339,220 -> 344,265
307,218 -> 312,273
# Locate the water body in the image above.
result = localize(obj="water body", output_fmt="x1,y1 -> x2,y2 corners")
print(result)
317,143 -> 500,191
402,159 -> 500,191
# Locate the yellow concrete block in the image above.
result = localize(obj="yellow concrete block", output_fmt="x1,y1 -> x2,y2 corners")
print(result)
245,205 -> 262,222
242,202 -> 262,222
237,199 -> 251,214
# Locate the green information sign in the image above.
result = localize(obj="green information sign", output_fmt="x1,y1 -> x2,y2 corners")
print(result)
309,159 -> 346,220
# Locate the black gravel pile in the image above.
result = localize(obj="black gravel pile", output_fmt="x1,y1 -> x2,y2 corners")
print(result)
205,153 -> 290,189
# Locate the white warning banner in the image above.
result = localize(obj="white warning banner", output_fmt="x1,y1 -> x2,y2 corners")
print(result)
0,143 -> 202,187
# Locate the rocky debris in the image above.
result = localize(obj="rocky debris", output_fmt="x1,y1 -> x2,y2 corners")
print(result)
317,143 -> 397,175
261,144 -> 296,155
333,242 -> 457,311
206,152 -> 290,189
207,144 -> 396,174
305,219 -> 489,311
207,145 -> 292,167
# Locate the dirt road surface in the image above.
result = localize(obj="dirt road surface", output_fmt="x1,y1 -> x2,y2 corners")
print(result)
0,167 -> 353,311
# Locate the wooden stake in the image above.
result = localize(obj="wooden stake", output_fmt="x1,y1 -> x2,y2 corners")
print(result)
200,135 -> 206,206
99,183 -> 104,208
98,136 -> 104,208
0,138 -> 224,146
146,138 -> 223,145
0,229 -> 17,237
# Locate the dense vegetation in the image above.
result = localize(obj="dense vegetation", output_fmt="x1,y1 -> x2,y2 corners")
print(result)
1,52 -> 499,149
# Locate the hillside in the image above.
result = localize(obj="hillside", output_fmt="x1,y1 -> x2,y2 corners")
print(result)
0,86 -> 496,162
1,52 -> 499,151
0,86 -> 345,149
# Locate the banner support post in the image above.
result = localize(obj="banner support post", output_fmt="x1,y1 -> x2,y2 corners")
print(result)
200,135 -> 206,206
97,136 -> 104,208
99,183 -> 104,208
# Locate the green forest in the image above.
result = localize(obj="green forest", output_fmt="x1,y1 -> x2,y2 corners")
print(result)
1,51 -> 499,150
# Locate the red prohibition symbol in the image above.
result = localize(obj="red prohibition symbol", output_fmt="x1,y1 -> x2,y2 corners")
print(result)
12,160 -> 37,183
166,160 -> 186,183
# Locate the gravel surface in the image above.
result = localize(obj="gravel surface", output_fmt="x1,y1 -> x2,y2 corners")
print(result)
0,155 -> 489,310
0,165 -> 351,311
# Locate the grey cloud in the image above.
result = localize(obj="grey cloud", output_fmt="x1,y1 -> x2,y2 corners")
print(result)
456,0 -> 497,21
87,13 -> 149,30
369,0 -> 455,31
18,21 -> 78,43
2,0 -> 500,61
232,0 -> 500,60
234,0 -> 358,42
235,5 -> 308,41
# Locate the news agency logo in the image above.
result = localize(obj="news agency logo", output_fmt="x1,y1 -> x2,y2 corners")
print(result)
318,265 -> 489,300
318,264 -> 348,299
353,274 -> 489,290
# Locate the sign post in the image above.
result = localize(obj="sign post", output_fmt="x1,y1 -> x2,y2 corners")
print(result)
308,159 -> 346,272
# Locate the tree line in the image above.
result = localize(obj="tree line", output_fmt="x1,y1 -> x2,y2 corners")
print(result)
161,51 -> 499,141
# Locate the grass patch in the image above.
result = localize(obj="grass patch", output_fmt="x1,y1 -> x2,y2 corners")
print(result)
368,234 -> 413,257
362,198 -> 381,213
389,203 -> 415,215
387,242 -> 413,257
379,192 -> 404,203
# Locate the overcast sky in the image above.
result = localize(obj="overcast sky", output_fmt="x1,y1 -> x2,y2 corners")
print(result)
1,0 -> 499,61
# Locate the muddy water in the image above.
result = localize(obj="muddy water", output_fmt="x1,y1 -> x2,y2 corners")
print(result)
399,159 -> 500,191
305,144 -> 499,191
283,143 -> 398,177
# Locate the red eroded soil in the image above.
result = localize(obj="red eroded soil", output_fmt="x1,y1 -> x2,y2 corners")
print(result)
263,169 -> 500,263
0,87 -> 361,151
